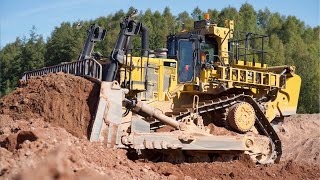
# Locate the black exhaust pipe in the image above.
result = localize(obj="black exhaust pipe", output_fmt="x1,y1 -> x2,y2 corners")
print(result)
140,24 -> 149,57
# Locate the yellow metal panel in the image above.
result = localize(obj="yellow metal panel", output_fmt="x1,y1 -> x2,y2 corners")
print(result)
124,56 -> 178,101
276,74 -> 301,116
261,74 -> 301,121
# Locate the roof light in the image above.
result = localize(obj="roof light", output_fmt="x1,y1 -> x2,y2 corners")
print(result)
204,13 -> 210,20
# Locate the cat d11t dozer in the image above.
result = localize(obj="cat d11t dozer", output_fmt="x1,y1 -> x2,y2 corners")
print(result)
21,10 -> 301,164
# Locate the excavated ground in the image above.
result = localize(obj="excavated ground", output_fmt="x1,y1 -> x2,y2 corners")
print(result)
0,73 -> 319,180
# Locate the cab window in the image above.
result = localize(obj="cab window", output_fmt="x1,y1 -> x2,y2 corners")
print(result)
200,37 -> 218,64
178,40 -> 194,82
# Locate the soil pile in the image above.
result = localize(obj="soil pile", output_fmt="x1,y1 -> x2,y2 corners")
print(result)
0,73 -> 319,180
277,114 -> 320,164
0,117 -> 165,180
0,73 -> 100,138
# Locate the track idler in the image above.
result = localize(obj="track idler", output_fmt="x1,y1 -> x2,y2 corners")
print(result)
227,102 -> 255,133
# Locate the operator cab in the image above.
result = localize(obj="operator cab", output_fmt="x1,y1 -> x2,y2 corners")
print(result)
167,18 -> 220,83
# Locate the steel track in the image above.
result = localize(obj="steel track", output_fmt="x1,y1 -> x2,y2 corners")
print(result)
150,94 -> 282,163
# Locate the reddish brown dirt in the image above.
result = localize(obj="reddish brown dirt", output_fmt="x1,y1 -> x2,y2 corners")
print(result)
277,114 -> 320,165
0,73 -> 100,138
0,73 -> 319,180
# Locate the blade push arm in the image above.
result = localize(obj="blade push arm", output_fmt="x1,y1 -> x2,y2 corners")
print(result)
104,9 -> 149,82
78,24 -> 106,61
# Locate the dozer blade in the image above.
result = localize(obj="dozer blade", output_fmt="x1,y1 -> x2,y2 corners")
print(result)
89,81 -> 123,147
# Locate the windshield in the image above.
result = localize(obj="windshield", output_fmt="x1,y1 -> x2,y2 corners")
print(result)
178,40 -> 194,82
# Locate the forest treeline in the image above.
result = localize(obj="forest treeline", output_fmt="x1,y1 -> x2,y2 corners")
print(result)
0,4 -> 319,113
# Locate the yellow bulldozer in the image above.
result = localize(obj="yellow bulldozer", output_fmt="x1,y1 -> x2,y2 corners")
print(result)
21,10 -> 301,164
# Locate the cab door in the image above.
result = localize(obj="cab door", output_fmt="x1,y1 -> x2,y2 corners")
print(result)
178,39 -> 195,82
167,33 -> 204,83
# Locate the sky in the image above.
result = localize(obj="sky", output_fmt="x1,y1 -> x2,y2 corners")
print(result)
0,0 -> 319,48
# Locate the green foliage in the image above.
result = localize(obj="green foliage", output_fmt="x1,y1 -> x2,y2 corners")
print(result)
0,38 -> 22,96
21,26 -> 46,72
45,22 -> 84,66
0,4 -> 319,113
0,27 -> 46,96
191,6 -> 202,20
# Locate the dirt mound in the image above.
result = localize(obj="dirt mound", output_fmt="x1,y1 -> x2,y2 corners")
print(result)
277,114 -> 320,165
0,118 -> 165,180
149,159 -> 319,180
1,116 -> 319,180
0,73 -> 99,138
0,73 -> 319,179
